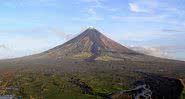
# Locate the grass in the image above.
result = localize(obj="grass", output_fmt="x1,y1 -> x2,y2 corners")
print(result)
73,52 -> 92,59
1,72 -> 125,99
95,55 -> 113,61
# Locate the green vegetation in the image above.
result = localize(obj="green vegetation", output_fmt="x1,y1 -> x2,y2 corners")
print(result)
1,74 -> 91,99
73,52 -> 92,59
0,71 -> 130,99
95,55 -> 113,61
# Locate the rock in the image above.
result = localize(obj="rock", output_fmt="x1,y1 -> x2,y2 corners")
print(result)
134,74 -> 184,99
109,84 -> 152,99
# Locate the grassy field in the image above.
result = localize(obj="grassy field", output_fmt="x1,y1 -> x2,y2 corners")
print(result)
0,72 -> 131,99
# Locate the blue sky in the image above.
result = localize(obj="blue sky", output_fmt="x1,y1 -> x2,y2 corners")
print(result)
0,0 -> 185,60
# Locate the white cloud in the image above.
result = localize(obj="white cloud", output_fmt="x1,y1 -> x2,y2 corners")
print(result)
125,0 -> 185,29
0,44 -> 17,59
80,0 -> 106,21
0,45 -> 6,49
0,27 -> 72,40
86,8 -> 103,21
48,28 -> 74,40
129,3 -> 147,13
128,44 -> 185,61
128,45 -> 174,59
81,0 -> 117,11
0,27 -> 69,59
0,36 -> 64,59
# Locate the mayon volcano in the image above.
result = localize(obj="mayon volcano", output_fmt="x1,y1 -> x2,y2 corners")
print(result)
1,27 -> 184,64
38,27 -> 137,60
24,27 -> 161,62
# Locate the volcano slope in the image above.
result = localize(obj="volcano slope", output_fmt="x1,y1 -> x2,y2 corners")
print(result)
0,28 -> 185,99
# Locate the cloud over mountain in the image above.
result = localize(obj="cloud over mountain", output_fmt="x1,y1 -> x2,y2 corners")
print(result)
129,46 -> 174,59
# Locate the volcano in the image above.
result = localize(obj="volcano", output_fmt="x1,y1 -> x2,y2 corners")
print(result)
0,27 -> 185,73
35,27 -> 143,61
2,27 -> 183,63
19,27 -> 176,62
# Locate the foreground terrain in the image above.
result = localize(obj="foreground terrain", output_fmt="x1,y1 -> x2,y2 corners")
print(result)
0,59 -> 185,99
